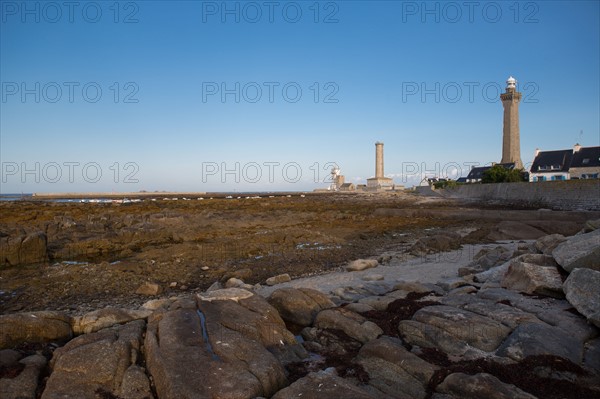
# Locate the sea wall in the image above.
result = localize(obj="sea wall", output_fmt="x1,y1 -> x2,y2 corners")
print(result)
439,179 -> 600,211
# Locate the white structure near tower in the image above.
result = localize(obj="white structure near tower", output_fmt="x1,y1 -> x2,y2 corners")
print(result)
329,166 -> 345,190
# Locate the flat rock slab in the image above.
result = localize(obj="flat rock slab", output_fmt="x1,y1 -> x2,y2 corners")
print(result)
477,287 -> 573,316
496,322 -> 584,364
271,370 -> 376,399
584,337 -> 600,373
357,337 -> 438,399
72,308 -> 152,335
398,320 -> 471,358
197,287 -> 254,302
436,372 -> 537,399
462,300 -> 542,329
487,221 -> 547,241
412,305 -> 512,352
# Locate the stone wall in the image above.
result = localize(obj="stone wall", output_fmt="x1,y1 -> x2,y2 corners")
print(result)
440,179 -> 600,211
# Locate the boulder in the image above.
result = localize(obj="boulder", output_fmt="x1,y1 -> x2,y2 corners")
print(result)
501,262 -> 564,298
496,322 -> 584,364
199,294 -> 300,393
358,295 -> 399,311
552,229 -> 600,272
460,246 -> 514,276
227,268 -> 253,281
583,218 -> 600,233
145,295 -> 295,398
271,369 -> 376,399
410,233 -> 462,255
135,282 -> 162,296
0,231 -> 48,267
344,302 -> 375,313
535,234 -> 566,255
473,261 -> 511,284
118,364 -> 153,399
0,349 -> 22,367
462,300 -> 542,329
145,306 -> 262,399
19,232 -> 48,265
0,354 -> 47,399
72,307 -> 152,335
268,287 -> 335,327
346,259 -> 378,271
475,254 -> 557,284
436,372 -> 537,399
449,286 -> 478,295
41,320 -> 150,399
436,277 -> 469,291
398,320 -> 471,358
266,273 -> 292,286
141,298 -> 173,311
0,311 -> 73,349
563,268 -> 600,327
394,280 -> 443,295
225,277 -> 244,288
412,305 -> 512,352
314,308 -> 382,344
356,336 -> 438,399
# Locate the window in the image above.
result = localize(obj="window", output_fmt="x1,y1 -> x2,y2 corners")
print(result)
582,158 -> 590,164
552,175 -> 565,181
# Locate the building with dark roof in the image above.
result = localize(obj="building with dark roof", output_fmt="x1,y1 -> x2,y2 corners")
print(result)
570,144 -> 600,179
465,163 -> 515,183
529,144 -> 600,182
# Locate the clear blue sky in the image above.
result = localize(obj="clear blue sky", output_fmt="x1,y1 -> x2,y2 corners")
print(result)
1,0 -> 599,193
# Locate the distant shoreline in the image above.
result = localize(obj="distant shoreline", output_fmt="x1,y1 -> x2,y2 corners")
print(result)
24,191 -> 319,200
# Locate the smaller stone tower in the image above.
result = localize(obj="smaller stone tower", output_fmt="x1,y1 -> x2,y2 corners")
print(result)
367,141 -> 393,190
375,142 -> 384,178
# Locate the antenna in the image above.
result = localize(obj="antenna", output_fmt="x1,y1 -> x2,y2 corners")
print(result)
579,130 -> 583,143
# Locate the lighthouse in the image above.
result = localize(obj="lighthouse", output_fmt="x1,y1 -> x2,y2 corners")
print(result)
500,76 -> 523,169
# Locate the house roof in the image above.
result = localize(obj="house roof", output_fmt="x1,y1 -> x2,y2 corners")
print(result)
530,150 -> 573,173
571,146 -> 600,168
466,167 -> 490,180
466,163 -> 515,180
340,183 -> 354,187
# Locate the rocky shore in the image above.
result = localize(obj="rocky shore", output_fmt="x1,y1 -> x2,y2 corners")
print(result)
1,195 -> 599,398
